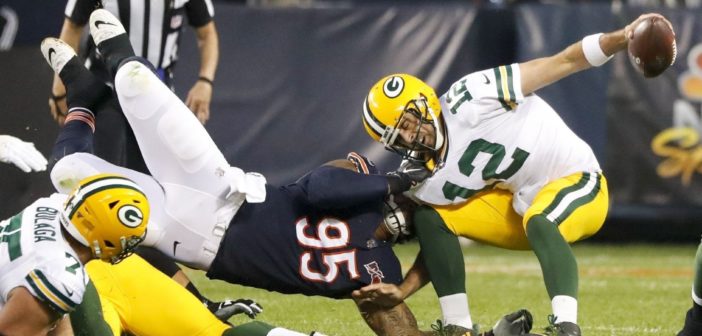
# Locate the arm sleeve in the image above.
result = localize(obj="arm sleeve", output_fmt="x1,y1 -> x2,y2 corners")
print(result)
69,281 -> 114,336
185,0 -> 214,28
296,166 -> 389,209
64,0 -> 101,26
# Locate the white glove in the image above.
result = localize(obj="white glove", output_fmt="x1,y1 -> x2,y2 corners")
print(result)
0,135 -> 48,172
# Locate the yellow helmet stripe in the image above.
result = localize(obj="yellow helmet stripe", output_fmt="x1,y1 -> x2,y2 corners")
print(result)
362,97 -> 386,139
25,270 -> 76,314
66,176 -> 145,218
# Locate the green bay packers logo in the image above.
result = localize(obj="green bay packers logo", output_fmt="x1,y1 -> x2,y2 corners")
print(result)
117,205 -> 143,228
383,76 -> 404,98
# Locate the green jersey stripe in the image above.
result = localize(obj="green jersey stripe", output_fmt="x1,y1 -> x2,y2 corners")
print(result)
542,173 -> 601,225
25,274 -> 70,314
34,269 -> 78,308
493,67 -> 511,111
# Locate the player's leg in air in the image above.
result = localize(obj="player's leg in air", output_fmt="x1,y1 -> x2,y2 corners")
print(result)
89,8 -> 266,271
678,239 -> 702,336
42,34 -> 319,336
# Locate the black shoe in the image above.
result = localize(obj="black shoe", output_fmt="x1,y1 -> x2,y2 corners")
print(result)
488,309 -> 534,336
678,307 -> 702,336
543,315 -> 581,336
430,320 -> 479,336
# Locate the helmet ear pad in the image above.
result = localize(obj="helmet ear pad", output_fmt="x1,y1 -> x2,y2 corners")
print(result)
363,74 -> 444,156
63,173 -> 150,263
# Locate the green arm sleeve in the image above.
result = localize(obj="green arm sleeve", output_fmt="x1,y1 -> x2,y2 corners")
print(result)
69,280 -> 113,336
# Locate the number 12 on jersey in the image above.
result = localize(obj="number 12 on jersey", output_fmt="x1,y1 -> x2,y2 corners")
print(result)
443,138 -> 530,201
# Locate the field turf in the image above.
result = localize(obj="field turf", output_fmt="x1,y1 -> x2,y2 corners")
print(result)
185,242 -> 696,335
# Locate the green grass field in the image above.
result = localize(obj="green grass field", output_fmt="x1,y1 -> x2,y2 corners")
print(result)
185,242 -> 697,335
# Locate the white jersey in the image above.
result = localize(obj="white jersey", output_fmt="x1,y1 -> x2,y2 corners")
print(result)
0,194 -> 87,314
413,64 -> 600,215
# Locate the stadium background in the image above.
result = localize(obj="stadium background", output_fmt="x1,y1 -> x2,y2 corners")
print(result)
1,1 -> 701,240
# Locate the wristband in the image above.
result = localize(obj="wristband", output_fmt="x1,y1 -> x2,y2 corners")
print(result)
198,76 -> 214,86
582,33 -> 613,67
51,93 -> 67,101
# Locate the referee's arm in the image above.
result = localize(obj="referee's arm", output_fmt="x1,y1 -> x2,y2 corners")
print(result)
186,21 -> 219,125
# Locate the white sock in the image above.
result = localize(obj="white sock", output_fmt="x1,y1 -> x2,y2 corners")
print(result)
267,327 -> 308,336
551,295 -> 578,324
692,286 -> 702,306
439,293 -> 472,329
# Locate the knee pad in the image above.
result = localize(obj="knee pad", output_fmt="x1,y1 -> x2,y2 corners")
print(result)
51,153 -> 103,193
157,111 -> 213,173
115,61 -> 161,120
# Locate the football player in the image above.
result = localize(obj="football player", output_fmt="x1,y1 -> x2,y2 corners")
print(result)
0,134 -> 48,172
678,240 -> 702,336
357,12 -> 674,336
35,30 -> 321,336
42,9 -> 533,336
0,172 -> 149,336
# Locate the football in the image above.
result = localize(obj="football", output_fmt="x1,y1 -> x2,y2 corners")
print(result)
628,16 -> 677,78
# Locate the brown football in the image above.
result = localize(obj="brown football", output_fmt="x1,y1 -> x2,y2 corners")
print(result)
628,16 -> 677,78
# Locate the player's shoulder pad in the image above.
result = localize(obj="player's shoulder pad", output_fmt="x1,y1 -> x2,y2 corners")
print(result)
23,251 -> 88,315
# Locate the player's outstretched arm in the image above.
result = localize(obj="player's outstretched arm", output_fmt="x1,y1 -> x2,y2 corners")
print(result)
352,253 -> 430,308
354,298 -> 425,336
519,13 -> 671,96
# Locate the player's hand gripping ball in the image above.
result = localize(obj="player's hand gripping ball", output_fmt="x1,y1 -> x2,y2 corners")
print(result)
628,15 -> 677,78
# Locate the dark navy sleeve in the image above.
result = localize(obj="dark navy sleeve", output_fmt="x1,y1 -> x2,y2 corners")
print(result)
294,166 -> 389,209
186,0 -> 214,28
65,0 -> 101,25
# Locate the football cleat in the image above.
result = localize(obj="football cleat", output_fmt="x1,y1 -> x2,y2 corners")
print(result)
430,320 -> 478,336
88,9 -> 126,47
678,307 -> 702,336
542,315 -> 581,336
40,37 -> 77,75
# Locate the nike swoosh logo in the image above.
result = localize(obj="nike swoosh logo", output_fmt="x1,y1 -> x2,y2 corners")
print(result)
48,48 -> 56,65
481,73 -> 491,85
173,241 -> 181,256
94,20 -> 117,29
62,284 -> 74,297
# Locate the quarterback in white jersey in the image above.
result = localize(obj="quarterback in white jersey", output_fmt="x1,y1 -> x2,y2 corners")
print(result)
359,13 -> 673,336
413,63 -> 601,215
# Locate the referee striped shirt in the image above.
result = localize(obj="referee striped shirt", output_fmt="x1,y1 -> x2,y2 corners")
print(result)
65,0 -> 214,71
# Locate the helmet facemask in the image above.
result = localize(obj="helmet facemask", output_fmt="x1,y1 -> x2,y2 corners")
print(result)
382,194 -> 417,244
381,96 -> 443,163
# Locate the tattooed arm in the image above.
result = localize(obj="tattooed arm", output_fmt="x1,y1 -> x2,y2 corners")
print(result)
354,297 -> 431,336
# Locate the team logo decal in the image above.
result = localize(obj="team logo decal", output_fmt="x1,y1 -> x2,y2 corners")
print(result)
383,76 -> 404,98
117,205 -> 143,228
364,261 -> 385,284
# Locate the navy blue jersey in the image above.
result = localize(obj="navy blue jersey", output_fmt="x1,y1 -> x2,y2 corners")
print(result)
207,166 -> 403,299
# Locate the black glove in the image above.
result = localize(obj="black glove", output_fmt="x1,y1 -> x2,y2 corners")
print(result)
487,309 -> 533,336
208,298 -> 263,320
387,159 -> 432,194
